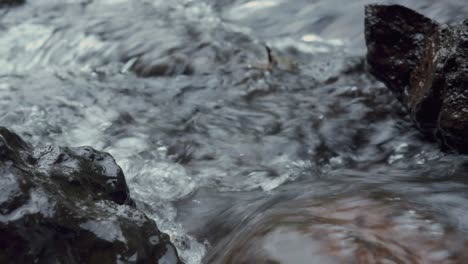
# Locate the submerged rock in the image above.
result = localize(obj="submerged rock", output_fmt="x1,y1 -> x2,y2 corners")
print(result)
365,4 -> 468,151
0,127 -> 182,264
205,195 -> 468,263
0,0 -> 25,7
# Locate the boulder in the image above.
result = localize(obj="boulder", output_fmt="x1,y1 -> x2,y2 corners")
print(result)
0,127 -> 182,264
365,4 -> 468,151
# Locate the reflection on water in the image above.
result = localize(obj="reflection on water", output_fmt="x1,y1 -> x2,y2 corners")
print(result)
1,0 -> 468,263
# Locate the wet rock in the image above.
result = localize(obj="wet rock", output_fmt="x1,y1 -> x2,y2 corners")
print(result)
0,0 -> 25,7
0,127 -> 182,264
365,4 -> 468,151
130,54 -> 194,78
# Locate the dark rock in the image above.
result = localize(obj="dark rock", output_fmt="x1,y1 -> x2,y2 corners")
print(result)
0,127 -> 182,264
167,140 -> 196,164
365,4 -> 468,151
0,0 -> 25,7
130,54 -> 194,78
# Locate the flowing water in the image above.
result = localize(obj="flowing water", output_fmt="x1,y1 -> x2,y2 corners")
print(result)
1,0 -> 468,263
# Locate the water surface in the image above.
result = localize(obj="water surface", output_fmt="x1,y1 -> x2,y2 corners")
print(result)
1,0 -> 468,263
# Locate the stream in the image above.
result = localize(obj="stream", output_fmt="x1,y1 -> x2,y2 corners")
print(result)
1,0 -> 468,263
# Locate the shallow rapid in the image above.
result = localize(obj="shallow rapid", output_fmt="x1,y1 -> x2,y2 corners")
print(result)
1,0 -> 468,263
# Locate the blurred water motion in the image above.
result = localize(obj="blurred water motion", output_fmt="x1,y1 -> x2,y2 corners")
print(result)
205,194 -> 467,263
1,0 -> 468,263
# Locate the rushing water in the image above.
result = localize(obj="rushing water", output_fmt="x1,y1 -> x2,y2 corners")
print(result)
1,0 -> 468,263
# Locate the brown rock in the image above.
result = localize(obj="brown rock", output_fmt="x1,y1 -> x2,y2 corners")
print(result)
365,5 -> 468,151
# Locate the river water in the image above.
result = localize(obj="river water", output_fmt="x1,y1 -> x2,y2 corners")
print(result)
1,0 -> 468,263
